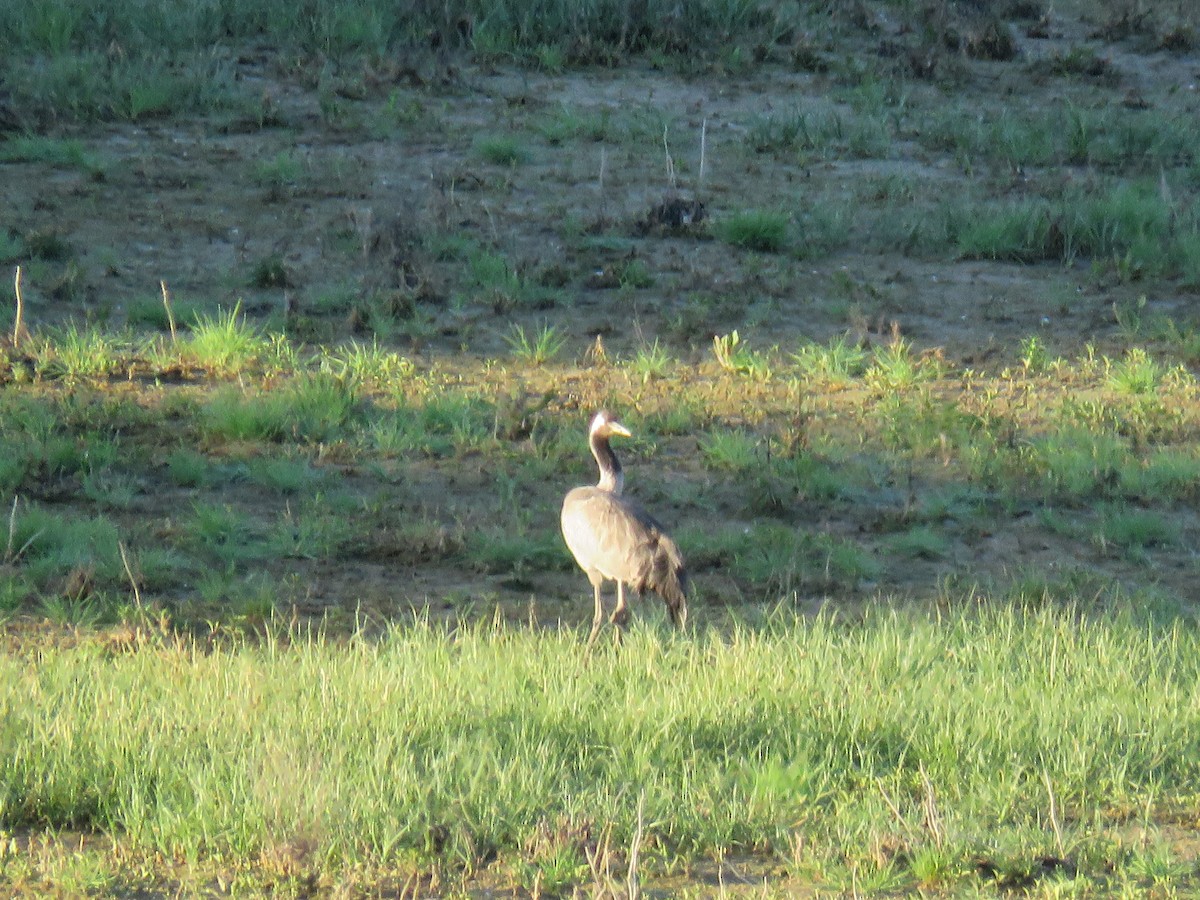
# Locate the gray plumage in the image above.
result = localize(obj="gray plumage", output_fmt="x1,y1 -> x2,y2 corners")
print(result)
561,411 -> 688,646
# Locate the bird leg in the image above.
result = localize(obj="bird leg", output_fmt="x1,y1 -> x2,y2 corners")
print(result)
611,581 -> 631,632
587,580 -> 605,648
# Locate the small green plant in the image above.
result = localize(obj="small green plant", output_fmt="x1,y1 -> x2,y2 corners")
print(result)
712,330 -> 770,379
475,135 -> 527,166
187,503 -> 266,564
791,335 -> 867,384
887,525 -> 950,560
166,449 -> 211,487
626,340 -> 673,383
247,455 -> 322,494
186,303 -> 265,373
716,210 -> 789,252
249,254 -> 290,289
323,340 -> 414,385
253,150 -> 303,199
1097,505 -> 1178,554
1020,335 -> 1049,374
504,323 -> 566,366
866,339 -> 939,391
34,323 -> 122,379
699,429 -> 760,471
1106,347 -> 1162,395
0,136 -> 103,176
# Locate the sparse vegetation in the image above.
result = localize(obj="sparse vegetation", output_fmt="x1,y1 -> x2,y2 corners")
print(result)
3,0 -> 1200,894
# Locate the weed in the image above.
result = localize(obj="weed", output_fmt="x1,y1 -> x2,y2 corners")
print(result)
712,330 -> 771,379
504,323 -> 566,366
249,255 -> 290,289
23,228 -> 73,261
475,136 -> 527,166
166,449 -> 210,488
791,335 -> 867,384
1106,348 -> 1162,395
323,340 -> 414,386
33,323 -> 123,379
247,455 -> 323,494
887,525 -> 951,560
1097,505 -> 1178,554
1019,335 -> 1049,374
625,340 -> 674,383
699,429 -> 760,471
187,503 -> 266,564
716,210 -> 789,252
866,339 -> 940,391
185,303 -> 265,373
0,136 -> 103,176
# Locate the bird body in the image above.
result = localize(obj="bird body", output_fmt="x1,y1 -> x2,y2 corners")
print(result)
561,411 -> 687,645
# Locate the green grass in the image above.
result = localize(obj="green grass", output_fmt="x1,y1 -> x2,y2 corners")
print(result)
504,323 -> 567,366
0,135 -> 104,175
185,303 -> 266,373
791,335 -> 868,384
4,605 -> 1197,893
475,135 -> 528,167
716,210 -> 790,253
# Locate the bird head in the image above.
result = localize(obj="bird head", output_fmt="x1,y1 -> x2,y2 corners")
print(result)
590,410 -> 632,439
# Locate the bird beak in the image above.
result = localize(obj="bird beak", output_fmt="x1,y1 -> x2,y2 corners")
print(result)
610,421 -> 632,438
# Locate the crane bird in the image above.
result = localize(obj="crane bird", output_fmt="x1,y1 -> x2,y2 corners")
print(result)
560,411 -> 688,646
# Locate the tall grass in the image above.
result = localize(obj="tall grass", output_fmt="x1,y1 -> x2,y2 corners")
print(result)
2,606 -> 1198,891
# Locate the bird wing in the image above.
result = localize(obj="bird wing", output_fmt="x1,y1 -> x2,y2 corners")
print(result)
561,488 -> 664,584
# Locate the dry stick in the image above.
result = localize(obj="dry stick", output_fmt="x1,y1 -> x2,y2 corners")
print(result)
160,280 -> 177,344
1042,768 -> 1065,859
698,117 -> 708,198
598,146 -> 608,222
919,764 -> 944,850
4,495 -> 17,562
662,125 -> 676,191
876,778 -> 921,845
4,494 -> 42,566
12,265 -> 24,349
118,541 -> 142,609
627,790 -> 646,900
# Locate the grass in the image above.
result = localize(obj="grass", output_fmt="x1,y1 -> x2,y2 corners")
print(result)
504,323 -> 567,366
475,135 -> 528,166
4,605 -> 1198,894
5,2 -> 1200,892
716,210 -> 790,252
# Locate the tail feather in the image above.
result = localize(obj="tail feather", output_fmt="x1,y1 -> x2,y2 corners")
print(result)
644,536 -> 688,630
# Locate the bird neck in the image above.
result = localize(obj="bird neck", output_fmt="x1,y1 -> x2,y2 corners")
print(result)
591,433 -> 624,494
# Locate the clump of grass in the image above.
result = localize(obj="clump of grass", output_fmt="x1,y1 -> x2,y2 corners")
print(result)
253,149 -> 303,198
322,340 -> 414,386
248,255 -> 290,289
32,323 -> 124,379
201,373 -> 358,444
166,449 -> 211,488
712,330 -> 770,379
716,210 -> 789,252
0,135 -> 104,176
504,323 -> 566,366
865,339 -> 941,391
475,135 -> 527,166
698,429 -> 760,471
1106,347 -> 1163,395
1097,505 -> 1179,554
185,303 -> 265,373
625,340 -> 674,383
186,502 -> 267,564
791,335 -> 867,384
